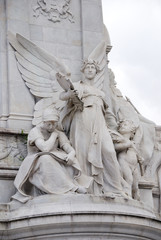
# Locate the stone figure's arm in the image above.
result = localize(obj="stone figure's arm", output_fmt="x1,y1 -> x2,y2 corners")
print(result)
104,108 -> 118,131
58,131 -> 76,165
63,143 -> 76,163
59,89 -> 78,101
114,139 -> 132,152
60,89 -> 84,111
62,141 -> 75,154
34,132 -> 58,152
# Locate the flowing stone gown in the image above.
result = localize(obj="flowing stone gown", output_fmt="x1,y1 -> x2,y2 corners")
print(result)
62,81 -> 123,195
12,127 -> 83,203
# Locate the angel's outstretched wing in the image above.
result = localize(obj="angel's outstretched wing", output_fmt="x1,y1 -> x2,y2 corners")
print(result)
8,32 -> 71,125
88,24 -> 112,90
88,40 -> 107,90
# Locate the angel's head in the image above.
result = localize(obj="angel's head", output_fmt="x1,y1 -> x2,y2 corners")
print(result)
118,119 -> 136,139
81,59 -> 100,80
42,107 -> 59,133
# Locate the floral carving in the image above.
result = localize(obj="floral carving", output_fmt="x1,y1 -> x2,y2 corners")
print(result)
33,0 -> 74,23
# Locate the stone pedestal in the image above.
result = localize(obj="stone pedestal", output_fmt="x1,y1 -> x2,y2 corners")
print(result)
139,181 -> 155,209
153,186 -> 160,213
0,194 -> 160,240
0,1 -> 161,239
0,169 -> 17,203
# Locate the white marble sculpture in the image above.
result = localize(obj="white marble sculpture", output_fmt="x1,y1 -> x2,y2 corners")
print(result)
0,2 -> 161,239
12,107 -> 92,203
58,60 -> 127,196
111,120 -> 144,200
9,32 -> 129,200
9,31 -> 160,204
108,69 -> 156,167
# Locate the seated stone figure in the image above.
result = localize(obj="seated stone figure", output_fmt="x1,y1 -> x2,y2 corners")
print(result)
12,108 -> 91,203
111,120 -> 144,200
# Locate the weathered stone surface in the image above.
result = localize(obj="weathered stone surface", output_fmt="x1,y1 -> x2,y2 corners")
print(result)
0,0 -> 104,131
0,1 -> 161,239
0,195 -> 160,240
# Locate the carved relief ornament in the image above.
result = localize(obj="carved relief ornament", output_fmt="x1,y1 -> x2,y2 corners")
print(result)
33,0 -> 74,23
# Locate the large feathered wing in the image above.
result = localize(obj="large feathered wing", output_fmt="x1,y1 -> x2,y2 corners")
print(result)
88,40 -> 107,90
8,32 -> 71,125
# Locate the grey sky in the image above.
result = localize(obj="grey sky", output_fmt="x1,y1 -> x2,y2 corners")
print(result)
102,0 -> 161,125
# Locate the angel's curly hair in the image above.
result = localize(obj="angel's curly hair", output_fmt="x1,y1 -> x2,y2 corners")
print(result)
81,59 -> 100,73
118,119 -> 137,139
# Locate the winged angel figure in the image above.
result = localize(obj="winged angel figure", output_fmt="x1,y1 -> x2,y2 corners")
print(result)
9,32 -> 126,197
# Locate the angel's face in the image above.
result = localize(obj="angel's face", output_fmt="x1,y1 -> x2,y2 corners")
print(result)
83,64 -> 97,80
43,121 -> 57,133
118,120 -> 132,134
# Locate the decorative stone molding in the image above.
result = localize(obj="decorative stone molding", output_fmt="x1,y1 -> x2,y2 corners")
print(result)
33,0 -> 75,23
0,195 -> 160,240
0,130 -> 27,168
139,181 -> 155,208
154,126 -> 161,151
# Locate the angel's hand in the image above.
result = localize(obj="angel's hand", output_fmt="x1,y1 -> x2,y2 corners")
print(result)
60,89 -> 78,101
67,89 -> 78,99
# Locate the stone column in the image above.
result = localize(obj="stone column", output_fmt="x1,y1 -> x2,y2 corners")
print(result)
0,0 -> 9,128
139,181 -> 155,209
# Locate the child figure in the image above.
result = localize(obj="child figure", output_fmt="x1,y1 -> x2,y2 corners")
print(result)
111,120 -> 144,200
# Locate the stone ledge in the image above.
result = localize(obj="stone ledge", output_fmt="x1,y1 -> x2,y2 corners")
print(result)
8,194 -> 157,217
0,169 -> 18,180
0,195 -> 160,239
0,127 -> 28,135
1,214 -> 161,240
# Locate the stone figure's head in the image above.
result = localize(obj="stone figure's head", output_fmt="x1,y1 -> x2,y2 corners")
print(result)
81,59 -> 100,80
118,119 -> 136,138
42,107 -> 59,133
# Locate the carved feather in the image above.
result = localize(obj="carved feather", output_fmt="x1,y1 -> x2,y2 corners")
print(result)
88,41 -> 107,90
22,75 -> 51,88
8,32 -> 52,72
8,31 -> 72,125
15,52 -> 50,78
16,33 -> 71,76
8,32 -> 71,98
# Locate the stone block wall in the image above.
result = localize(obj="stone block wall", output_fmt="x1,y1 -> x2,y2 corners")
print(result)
0,0 -> 104,132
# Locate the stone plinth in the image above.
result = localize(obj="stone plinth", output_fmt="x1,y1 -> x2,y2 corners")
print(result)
139,181 -> 155,209
0,1 -> 161,240
0,194 -> 160,240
